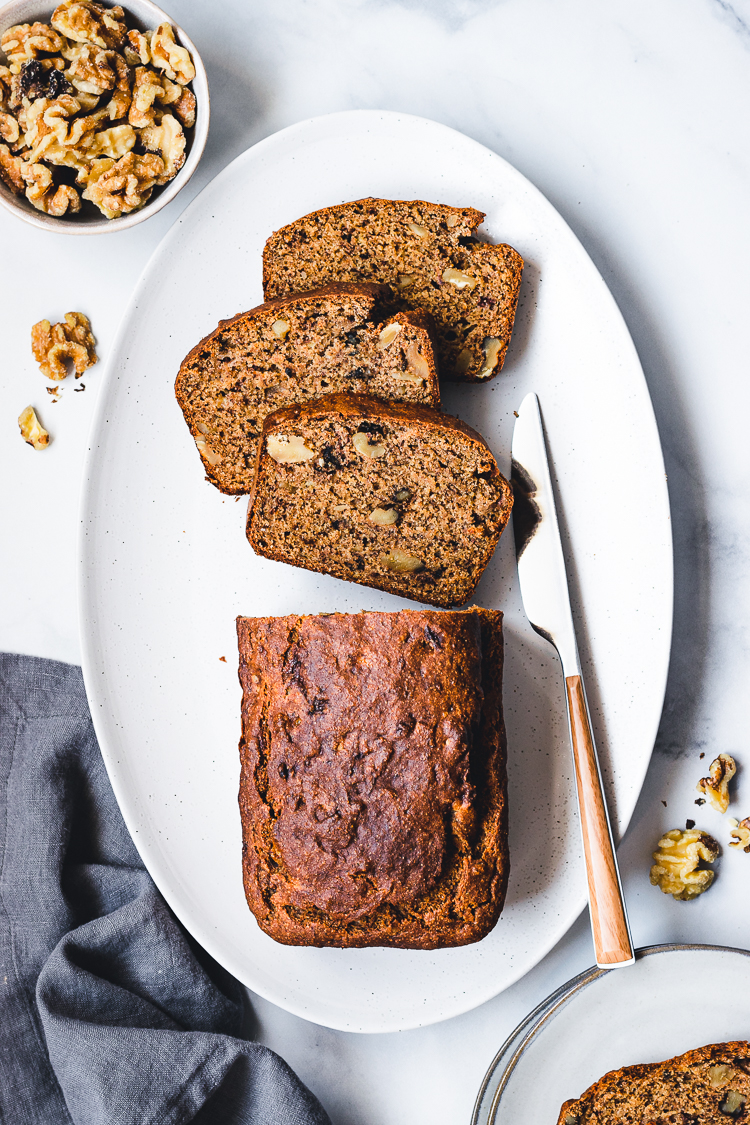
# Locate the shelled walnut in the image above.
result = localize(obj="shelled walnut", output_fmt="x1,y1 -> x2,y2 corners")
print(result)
0,3 -> 196,219
31,311 -> 97,379
649,828 -> 720,901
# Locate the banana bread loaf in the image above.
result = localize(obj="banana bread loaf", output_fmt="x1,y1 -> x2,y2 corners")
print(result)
237,607 -> 508,948
246,393 -> 513,608
262,197 -> 523,383
175,283 -> 439,494
557,1041 -> 750,1125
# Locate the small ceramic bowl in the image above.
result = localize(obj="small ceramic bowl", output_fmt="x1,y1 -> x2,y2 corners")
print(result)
0,0 -> 209,233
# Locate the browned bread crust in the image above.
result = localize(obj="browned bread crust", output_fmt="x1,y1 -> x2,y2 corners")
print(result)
237,607 -> 508,948
246,392 -> 513,608
557,1041 -> 750,1124
262,197 -> 523,383
174,282 -> 440,494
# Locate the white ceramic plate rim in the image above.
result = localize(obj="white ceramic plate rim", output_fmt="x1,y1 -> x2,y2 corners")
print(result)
78,109 -> 673,1032
471,944 -> 750,1124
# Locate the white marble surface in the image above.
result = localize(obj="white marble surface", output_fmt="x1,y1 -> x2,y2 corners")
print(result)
1,1 -> 749,1122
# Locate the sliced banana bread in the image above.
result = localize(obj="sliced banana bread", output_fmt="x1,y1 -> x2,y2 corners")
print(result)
262,198 -> 524,383
237,607 -> 508,948
558,1042 -> 750,1125
175,283 -> 440,494
246,393 -> 513,607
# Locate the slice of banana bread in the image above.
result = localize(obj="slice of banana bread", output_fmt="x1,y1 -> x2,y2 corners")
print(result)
246,393 -> 513,608
237,607 -> 508,948
262,198 -> 524,383
557,1042 -> 750,1125
175,283 -> 440,494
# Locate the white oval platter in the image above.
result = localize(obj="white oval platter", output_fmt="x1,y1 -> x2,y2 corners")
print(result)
79,110 -> 672,1033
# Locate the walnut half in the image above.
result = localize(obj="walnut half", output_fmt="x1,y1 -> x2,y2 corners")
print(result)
31,311 -> 97,380
649,828 -> 720,901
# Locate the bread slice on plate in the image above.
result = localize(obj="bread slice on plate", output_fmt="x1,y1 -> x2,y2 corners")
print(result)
557,1041 -> 750,1125
246,392 -> 513,608
175,283 -> 439,494
237,607 -> 508,948
262,197 -> 524,383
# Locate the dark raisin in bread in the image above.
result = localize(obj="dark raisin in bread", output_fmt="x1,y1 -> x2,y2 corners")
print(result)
175,283 -> 439,494
246,392 -> 513,608
558,1042 -> 750,1125
237,607 -> 508,948
262,197 -> 523,383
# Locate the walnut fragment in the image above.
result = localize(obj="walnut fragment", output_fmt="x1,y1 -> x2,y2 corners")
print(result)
729,817 -> 750,853
31,311 -> 97,380
697,752 -> 736,813
18,405 -> 49,449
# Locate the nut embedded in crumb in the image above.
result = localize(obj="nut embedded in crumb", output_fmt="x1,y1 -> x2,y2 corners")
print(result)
18,405 -> 49,448
477,337 -> 502,380
379,548 -> 424,573
404,339 -> 430,382
708,1065 -> 739,1089
31,311 -> 97,380
271,318 -> 290,340
352,430 -> 386,459
377,322 -> 402,350
442,267 -> 477,290
720,1091 -> 748,1117
369,507 -> 398,526
729,817 -> 750,853
195,435 -> 221,466
266,434 -> 315,464
649,827 -> 720,900
697,752 -> 736,813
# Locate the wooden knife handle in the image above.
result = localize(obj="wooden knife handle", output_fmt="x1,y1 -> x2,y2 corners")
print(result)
565,674 -> 634,967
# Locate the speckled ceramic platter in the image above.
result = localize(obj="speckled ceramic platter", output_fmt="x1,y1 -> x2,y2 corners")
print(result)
79,110 -> 672,1033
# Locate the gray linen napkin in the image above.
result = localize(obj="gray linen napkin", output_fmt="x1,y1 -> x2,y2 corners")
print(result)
0,653 -> 331,1125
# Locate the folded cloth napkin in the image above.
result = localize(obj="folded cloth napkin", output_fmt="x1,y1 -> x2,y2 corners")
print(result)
0,653 -> 332,1125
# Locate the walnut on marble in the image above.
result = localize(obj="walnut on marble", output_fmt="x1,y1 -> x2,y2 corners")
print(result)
697,753 -> 736,814
31,312 -> 97,380
649,828 -> 720,901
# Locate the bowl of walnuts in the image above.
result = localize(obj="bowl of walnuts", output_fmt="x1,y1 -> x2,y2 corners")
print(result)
0,0 -> 209,232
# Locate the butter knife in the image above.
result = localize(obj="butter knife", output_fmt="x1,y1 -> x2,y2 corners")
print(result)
511,392 -> 634,968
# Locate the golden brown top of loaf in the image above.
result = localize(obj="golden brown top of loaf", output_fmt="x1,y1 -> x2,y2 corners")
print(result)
237,607 -> 508,948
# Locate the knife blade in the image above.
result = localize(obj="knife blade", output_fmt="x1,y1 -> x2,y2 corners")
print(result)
511,392 -> 634,969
